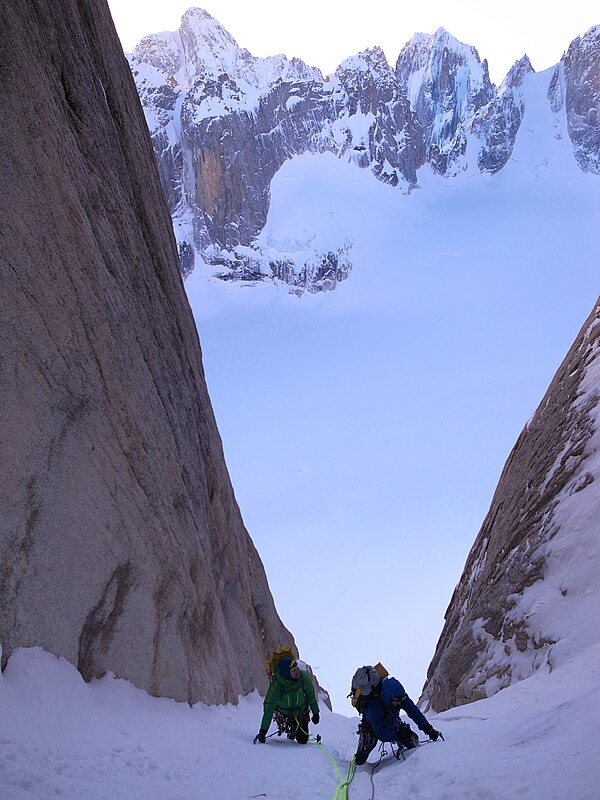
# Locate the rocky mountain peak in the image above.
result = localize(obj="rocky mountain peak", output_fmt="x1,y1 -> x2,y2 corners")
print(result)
337,45 -> 392,75
131,32 -> 184,78
131,8 -> 322,96
177,7 -> 254,85
499,54 -> 534,92
395,26 -> 494,173
334,46 -> 408,113
127,10 -> 599,288
396,26 -> 493,99
181,5 -> 224,34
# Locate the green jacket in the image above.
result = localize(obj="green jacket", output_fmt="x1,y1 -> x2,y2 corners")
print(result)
260,669 -> 319,731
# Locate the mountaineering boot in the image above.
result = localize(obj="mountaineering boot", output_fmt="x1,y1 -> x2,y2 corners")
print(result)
295,710 -> 310,744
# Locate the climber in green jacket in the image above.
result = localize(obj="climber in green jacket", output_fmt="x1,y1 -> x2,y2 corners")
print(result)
254,657 -> 320,744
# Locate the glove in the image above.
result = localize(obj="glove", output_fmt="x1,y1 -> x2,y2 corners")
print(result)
254,730 -> 267,743
312,713 -> 320,725
424,724 -> 442,742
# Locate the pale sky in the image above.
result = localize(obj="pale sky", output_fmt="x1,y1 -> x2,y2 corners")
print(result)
107,0 -> 598,85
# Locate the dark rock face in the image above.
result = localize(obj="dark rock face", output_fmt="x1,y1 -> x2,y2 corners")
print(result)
395,29 -> 494,175
561,26 -> 600,174
421,299 -> 600,712
335,48 -> 426,187
179,46 -> 424,254
0,0 -> 293,704
473,56 -> 532,174
181,77 -> 339,251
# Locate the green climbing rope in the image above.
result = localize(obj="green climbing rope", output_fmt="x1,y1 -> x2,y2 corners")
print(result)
312,737 -> 356,800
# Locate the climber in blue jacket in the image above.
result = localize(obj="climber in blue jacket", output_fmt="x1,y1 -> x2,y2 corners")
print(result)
350,665 -> 442,765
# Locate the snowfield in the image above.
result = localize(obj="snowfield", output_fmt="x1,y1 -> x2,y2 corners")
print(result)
1,643 -> 599,799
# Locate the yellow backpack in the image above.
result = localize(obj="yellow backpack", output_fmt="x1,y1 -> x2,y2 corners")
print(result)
266,645 -> 297,681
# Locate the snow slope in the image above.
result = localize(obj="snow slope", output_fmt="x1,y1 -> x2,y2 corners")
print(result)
1,643 -> 598,799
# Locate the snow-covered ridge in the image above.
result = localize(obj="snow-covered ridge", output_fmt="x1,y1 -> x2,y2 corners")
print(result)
128,11 -> 600,289
397,27 -> 492,109
130,8 -> 322,97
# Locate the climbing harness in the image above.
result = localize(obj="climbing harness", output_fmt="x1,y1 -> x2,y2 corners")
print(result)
273,710 -> 301,739
355,718 -> 378,763
252,710 -> 311,744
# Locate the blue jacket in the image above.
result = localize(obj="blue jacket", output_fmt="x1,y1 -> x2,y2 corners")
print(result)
363,677 -> 430,742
